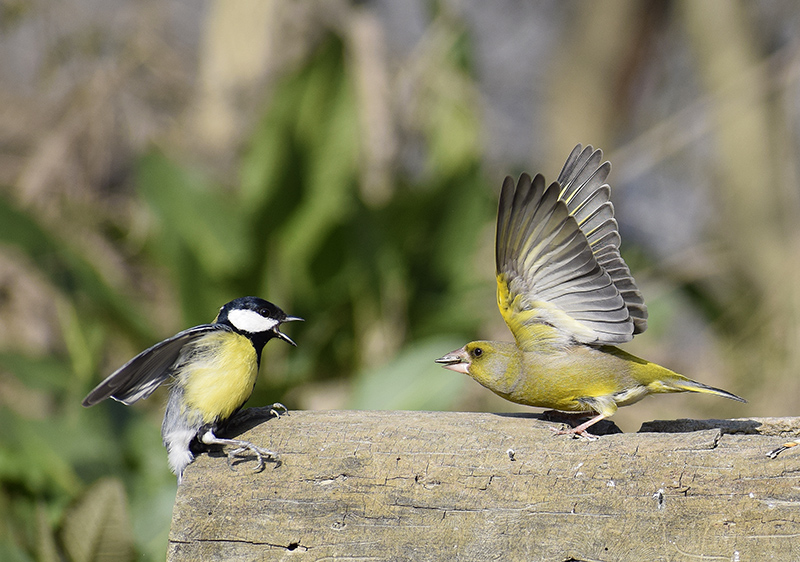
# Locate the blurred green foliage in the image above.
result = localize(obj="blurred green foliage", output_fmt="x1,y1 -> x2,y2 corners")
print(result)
0,32 -> 494,560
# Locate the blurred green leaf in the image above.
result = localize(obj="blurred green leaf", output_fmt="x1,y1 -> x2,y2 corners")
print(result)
57,299 -> 106,384
0,413 -> 82,496
0,541 -> 33,562
0,193 -> 153,343
0,352 -> 71,391
36,503 -> 59,562
277,42 -> 359,295
419,26 -> 480,178
136,151 -> 251,278
350,337 -> 469,411
60,478 -> 134,562
241,38 -> 360,299
135,151 -> 254,324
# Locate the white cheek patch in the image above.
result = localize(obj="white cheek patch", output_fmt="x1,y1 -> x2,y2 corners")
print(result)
227,309 -> 279,333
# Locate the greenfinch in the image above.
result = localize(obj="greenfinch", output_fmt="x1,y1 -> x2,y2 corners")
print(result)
436,144 -> 745,437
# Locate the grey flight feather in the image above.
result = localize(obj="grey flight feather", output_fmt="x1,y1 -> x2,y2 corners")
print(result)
557,144 -> 648,334
496,144 -> 647,345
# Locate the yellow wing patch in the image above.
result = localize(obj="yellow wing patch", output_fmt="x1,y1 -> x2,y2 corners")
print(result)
497,273 -> 598,350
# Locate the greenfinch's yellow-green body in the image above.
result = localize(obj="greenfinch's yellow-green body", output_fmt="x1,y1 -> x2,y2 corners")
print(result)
437,145 -> 744,436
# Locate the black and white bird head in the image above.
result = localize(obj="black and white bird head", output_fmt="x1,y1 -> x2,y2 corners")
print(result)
216,296 -> 302,347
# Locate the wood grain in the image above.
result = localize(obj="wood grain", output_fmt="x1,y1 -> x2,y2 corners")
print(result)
168,410 -> 800,561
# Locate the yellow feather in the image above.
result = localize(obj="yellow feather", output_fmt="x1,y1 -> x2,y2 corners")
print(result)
496,273 -> 595,348
179,332 -> 259,424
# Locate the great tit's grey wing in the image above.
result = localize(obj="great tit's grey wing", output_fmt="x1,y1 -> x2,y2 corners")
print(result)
496,147 -> 643,348
556,144 -> 647,334
82,325 -> 222,407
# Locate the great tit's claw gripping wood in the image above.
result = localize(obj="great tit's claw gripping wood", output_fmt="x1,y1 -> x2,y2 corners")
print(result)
201,430 -> 279,472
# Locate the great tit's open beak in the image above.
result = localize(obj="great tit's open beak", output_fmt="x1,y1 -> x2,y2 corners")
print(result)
274,316 -> 303,347
434,347 -> 470,375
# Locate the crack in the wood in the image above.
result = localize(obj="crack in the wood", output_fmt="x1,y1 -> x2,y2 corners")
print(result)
304,473 -> 349,485
413,473 -> 443,488
170,538 -> 309,551
388,501 -> 614,519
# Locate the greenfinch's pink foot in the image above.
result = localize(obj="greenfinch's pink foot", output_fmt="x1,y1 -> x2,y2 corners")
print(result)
550,426 -> 598,440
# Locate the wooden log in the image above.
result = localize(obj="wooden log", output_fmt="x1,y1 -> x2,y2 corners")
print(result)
168,410 -> 800,561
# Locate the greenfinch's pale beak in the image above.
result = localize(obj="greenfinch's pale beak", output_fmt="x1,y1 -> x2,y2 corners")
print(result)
274,316 -> 304,347
435,347 -> 470,374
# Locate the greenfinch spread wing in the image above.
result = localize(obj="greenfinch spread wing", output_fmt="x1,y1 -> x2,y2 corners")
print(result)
437,144 -> 744,438
496,144 -> 646,350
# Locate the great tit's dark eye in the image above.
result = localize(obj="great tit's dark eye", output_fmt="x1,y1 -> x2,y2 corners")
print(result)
472,347 -> 483,358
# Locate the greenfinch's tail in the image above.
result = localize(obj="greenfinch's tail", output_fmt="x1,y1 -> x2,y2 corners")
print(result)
670,379 -> 746,403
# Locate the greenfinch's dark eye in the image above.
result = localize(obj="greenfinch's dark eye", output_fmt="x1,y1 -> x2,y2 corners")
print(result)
473,347 -> 483,358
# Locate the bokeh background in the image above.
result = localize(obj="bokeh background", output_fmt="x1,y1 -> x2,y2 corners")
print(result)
2,0 -> 800,559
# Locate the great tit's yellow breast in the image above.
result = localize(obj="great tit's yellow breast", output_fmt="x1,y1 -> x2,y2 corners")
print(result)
179,331 -> 259,424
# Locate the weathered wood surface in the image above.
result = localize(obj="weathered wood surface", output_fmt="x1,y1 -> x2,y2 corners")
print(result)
169,410 -> 800,562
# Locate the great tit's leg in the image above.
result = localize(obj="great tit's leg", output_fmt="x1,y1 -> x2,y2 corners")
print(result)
200,429 -> 278,472
229,403 -> 288,426
269,402 -> 288,418
766,439 -> 800,459
550,413 -> 607,440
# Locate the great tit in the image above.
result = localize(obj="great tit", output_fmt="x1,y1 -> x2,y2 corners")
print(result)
436,144 -> 745,437
83,296 -> 301,482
